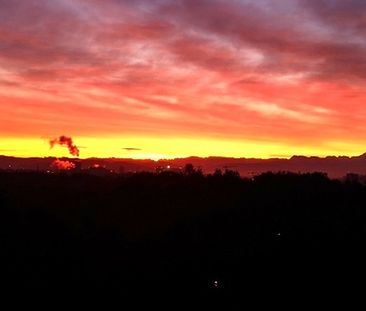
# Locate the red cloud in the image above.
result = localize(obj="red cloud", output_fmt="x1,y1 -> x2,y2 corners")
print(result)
1,0 -> 366,153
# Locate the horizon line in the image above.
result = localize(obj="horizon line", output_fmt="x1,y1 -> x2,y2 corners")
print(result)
1,153 -> 365,161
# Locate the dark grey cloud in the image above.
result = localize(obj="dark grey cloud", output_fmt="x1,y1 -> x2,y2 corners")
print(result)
1,0 -> 366,92
123,147 -> 142,151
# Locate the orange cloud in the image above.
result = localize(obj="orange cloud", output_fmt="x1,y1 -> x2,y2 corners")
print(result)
1,0 -> 366,158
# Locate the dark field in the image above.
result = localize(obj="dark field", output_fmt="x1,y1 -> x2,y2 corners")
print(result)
1,169 -> 365,307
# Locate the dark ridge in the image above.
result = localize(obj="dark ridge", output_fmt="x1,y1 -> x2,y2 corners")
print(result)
1,152 -> 366,178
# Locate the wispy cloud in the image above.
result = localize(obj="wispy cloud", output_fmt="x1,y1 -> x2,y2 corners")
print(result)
123,147 -> 142,151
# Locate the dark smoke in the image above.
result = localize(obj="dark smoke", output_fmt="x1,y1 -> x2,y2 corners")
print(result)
123,147 -> 142,151
50,135 -> 80,157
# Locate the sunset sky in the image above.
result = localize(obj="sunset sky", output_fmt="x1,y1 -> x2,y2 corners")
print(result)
1,0 -> 366,159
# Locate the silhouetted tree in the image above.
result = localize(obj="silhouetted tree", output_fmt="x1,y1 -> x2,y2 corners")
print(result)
0,170 -> 365,305
213,169 -> 222,177
223,169 -> 240,179
183,163 -> 195,175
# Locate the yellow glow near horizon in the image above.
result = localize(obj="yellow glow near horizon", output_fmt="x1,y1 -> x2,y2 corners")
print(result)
1,136 -> 365,160
1,1 -> 366,162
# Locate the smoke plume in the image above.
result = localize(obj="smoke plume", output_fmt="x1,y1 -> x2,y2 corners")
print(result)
50,135 -> 80,157
51,159 -> 76,170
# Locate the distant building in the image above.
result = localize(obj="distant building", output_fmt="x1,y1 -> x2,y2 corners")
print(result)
73,160 -> 82,172
342,173 -> 366,184
156,165 -> 183,174
87,164 -> 111,176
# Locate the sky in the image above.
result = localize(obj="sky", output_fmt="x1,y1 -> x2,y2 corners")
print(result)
1,0 -> 366,159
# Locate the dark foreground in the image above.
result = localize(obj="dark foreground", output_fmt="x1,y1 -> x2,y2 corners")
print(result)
1,170 -> 365,307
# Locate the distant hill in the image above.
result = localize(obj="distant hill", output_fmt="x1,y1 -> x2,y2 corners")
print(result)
1,154 -> 366,178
